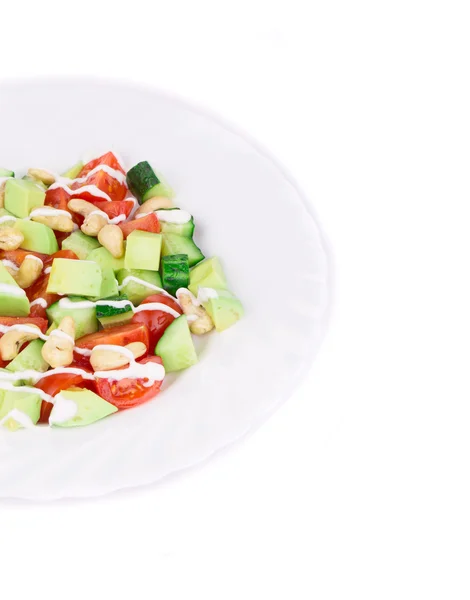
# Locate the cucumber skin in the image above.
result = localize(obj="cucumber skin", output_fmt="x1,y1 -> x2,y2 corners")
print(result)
160,219 -> 195,238
95,295 -> 133,319
161,254 -> 190,296
126,161 -> 160,203
162,233 -> 205,268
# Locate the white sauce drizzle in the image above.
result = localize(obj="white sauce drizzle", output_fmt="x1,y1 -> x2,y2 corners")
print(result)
28,207 -> 72,219
25,255 -> 44,267
49,182 -> 113,202
0,408 -> 36,429
30,298 -> 48,308
44,267 -> 52,274
49,394 -> 78,425
94,360 -> 165,383
88,210 -> 127,225
0,284 -> 26,297
2,259 -> 19,271
156,209 -> 191,224
133,302 -> 180,318
117,276 -> 178,301
197,287 -> 219,303
0,216 -> 17,225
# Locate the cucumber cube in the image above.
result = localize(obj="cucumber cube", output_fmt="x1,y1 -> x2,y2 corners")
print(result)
161,254 -> 189,296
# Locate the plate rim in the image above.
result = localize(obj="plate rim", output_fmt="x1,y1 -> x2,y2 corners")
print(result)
0,76 -> 335,501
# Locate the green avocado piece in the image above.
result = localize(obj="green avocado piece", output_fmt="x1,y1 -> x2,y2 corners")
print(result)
61,230 -> 101,260
47,296 -> 99,338
0,389 -> 42,431
188,257 -> 228,296
0,262 -> 30,316
49,388 -> 117,428
87,246 -> 125,272
61,161 -> 83,179
88,266 -> 119,301
47,259 -> 102,296
6,339 -> 49,382
0,208 -> 16,219
155,315 -> 198,372
201,289 -> 244,332
4,179 -> 45,218
116,268 -> 163,305
124,230 -> 162,271
14,220 -> 59,254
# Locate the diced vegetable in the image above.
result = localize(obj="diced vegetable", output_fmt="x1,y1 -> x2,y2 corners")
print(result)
161,254 -> 189,296
162,233 -> 204,267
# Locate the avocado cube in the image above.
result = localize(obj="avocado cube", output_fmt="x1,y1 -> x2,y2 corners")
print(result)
88,266 -> 119,301
188,257 -> 229,295
201,289 -> 244,332
62,230 -> 101,260
61,161 -> 83,179
0,389 -> 42,431
49,389 -> 117,428
0,263 -> 30,316
6,339 -> 49,380
87,247 -> 125,272
14,220 -> 59,254
47,258 -> 102,296
4,179 -> 45,218
125,230 -> 162,271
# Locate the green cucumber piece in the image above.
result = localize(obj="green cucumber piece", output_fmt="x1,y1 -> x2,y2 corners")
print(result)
127,161 -> 159,203
47,296 -> 99,338
157,209 -> 195,238
155,315 -> 198,372
116,269 -> 163,305
0,169 -> 14,178
162,233 -> 204,267
127,161 -> 174,202
161,254 -> 189,296
96,295 -> 134,328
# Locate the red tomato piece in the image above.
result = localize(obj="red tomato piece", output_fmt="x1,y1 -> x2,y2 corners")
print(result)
92,200 -> 134,219
131,294 -> 182,352
95,356 -> 163,410
78,152 -> 125,177
0,317 -> 48,336
119,213 -> 160,238
45,187 -> 70,212
75,322 -> 150,351
42,249 -> 79,268
36,371 -> 95,424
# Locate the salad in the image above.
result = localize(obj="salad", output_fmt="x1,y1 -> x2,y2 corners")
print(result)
0,152 -> 243,431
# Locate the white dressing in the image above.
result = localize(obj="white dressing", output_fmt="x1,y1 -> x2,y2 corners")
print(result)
49,181 -> 113,202
0,284 -> 26,297
134,302 -> 180,318
0,408 -> 36,429
28,207 -> 72,219
44,267 -> 52,274
49,395 -> 78,425
30,298 -> 47,308
94,360 -> 165,383
197,287 -> 219,303
0,216 -> 17,225
2,259 -> 19,271
88,210 -> 127,225
156,209 -> 191,224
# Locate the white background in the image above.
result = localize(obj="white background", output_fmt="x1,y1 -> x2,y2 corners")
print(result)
1,1 -> 470,598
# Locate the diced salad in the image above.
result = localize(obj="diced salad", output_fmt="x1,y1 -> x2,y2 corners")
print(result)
0,152 -> 243,431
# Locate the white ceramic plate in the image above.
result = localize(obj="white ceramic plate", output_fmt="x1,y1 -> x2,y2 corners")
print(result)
0,78 -> 331,500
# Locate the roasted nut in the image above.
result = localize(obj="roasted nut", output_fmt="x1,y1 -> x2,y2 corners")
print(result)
68,199 -> 108,236
90,342 -> 146,371
41,316 -> 75,368
13,255 -> 43,289
0,324 -> 42,360
30,209 -> 76,233
0,228 -> 24,251
176,289 -> 214,335
98,224 -> 124,258
135,196 -> 174,218
27,168 -> 56,186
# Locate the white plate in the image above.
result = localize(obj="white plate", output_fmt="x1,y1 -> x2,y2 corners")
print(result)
0,78 -> 332,500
